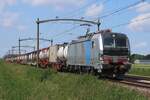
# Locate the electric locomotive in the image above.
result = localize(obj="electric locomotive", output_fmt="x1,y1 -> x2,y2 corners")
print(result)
65,29 -> 131,79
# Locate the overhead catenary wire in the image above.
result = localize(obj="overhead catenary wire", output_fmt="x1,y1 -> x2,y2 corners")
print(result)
111,15 -> 150,28
47,0 -> 111,41
50,20 -> 98,40
104,1 -> 149,20
62,0 -> 104,18
41,0 -> 145,47
50,0 -> 110,39
60,0 -> 145,31
48,0 -> 103,31
93,0 -> 145,20
38,0 -> 145,45
51,25 -> 81,40
51,0 -> 140,41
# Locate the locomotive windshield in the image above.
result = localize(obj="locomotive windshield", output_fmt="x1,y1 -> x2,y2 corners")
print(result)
103,36 -> 114,48
115,38 -> 127,48
103,33 -> 127,48
102,33 -> 130,56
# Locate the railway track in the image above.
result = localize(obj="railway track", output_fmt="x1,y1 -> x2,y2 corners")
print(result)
118,75 -> 150,89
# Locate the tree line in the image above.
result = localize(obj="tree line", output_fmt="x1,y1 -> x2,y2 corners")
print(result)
130,54 -> 150,63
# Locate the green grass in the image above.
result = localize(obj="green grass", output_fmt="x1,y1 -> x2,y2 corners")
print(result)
0,61 -> 149,100
133,64 -> 150,68
129,67 -> 150,77
128,64 -> 150,77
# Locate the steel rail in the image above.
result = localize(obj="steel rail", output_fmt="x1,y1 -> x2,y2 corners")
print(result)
119,80 -> 150,88
118,75 -> 150,88
125,74 -> 150,81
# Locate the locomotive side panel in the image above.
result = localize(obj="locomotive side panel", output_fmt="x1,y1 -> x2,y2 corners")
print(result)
91,38 -> 102,70
67,40 -> 94,66
76,42 -> 85,65
83,41 -> 92,65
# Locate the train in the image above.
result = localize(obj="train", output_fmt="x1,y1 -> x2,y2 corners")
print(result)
5,29 -> 131,79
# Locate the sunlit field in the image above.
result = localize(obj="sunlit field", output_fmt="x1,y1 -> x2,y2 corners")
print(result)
0,61 -> 149,100
129,64 -> 150,77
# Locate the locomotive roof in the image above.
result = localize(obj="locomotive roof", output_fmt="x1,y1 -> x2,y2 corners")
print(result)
102,32 -> 127,38
71,30 -> 127,44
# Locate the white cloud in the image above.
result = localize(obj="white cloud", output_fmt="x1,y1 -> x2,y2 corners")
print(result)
0,12 -> 27,32
128,2 -> 150,32
23,0 -> 85,9
128,13 -> 150,32
0,0 -> 17,28
0,2 -> 5,13
136,2 -> 150,13
0,12 -> 19,28
0,0 -> 27,32
134,42 -> 147,49
0,0 -> 16,13
85,3 -> 103,17
5,0 -> 16,5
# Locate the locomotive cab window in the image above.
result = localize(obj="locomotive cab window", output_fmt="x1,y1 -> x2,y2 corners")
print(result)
103,34 -> 128,48
116,38 -> 127,48
103,36 -> 114,48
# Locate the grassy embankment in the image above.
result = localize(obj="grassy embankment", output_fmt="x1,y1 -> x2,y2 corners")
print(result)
128,64 -> 150,77
0,61 -> 149,100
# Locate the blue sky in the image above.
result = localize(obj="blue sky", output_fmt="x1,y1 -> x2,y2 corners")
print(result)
0,0 -> 150,57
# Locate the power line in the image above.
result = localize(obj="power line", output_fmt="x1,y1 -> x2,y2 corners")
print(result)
63,0 -> 111,18
111,16 -> 150,28
107,1 -> 149,19
93,1 -> 149,28
50,0 -> 111,40
97,0 -> 145,19
44,0 -> 144,42
62,0 -> 99,18
52,25 -> 81,39
52,15 -> 150,43
51,21 -> 96,39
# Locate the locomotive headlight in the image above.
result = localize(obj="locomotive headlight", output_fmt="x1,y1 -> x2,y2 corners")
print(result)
112,34 -> 116,38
